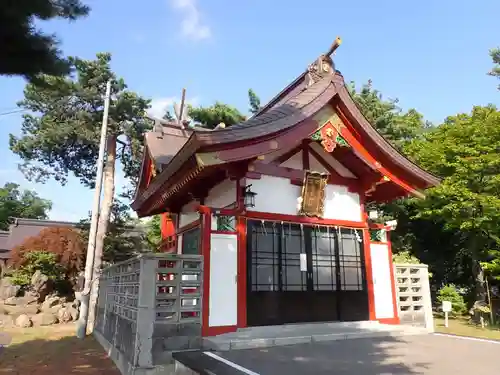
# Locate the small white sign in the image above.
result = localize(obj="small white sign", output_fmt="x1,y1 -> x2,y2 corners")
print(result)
300,253 -> 308,272
442,301 -> 452,313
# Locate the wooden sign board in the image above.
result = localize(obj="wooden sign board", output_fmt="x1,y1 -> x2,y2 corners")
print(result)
298,171 -> 329,217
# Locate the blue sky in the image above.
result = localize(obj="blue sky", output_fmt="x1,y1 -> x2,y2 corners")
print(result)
0,0 -> 499,222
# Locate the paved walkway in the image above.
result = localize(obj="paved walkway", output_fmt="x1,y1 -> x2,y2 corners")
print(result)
176,334 -> 500,374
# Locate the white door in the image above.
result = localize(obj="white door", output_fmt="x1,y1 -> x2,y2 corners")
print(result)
370,243 -> 395,319
209,233 -> 238,327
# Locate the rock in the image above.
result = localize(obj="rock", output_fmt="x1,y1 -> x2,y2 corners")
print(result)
0,314 -> 14,327
15,314 -> 32,328
23,291 -> 40,305
3,303 -> 39,316
41,296 -> 62,311
4,294 -> 38,306
0,277 -> 21,300
30,271 -> 52,300
31,312 -> 58,326
68,306 -> 79,321
71,299 -> 81,309
57,307 -> 73,323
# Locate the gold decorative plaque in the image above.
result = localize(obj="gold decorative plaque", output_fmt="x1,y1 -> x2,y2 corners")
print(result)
298,171 -> 329,217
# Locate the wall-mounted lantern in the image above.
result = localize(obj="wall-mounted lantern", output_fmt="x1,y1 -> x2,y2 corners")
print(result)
242,185 -> 257,209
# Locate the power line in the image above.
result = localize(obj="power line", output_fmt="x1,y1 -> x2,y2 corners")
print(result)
0,109 -> 26,117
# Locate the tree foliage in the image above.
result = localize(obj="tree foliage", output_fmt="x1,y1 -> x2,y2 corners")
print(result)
10,251 -> 65,287
186,88 -> 262,129
0,0 -> 90,82
10,227 -> 85,274
145,215 -> 162,251
10,227 -> 85,286
0,182 -> 52,230
437,284 -> 467,315
77,200 -> 147,264
349,80 -> 430,149
248,89 -> 261,115
10,52 -> 151,189
489,47 -> 500,90
188,102 -> 246,129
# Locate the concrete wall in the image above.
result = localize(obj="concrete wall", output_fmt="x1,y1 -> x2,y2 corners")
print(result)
94,253 -> 203,375
394,263 -> 434,332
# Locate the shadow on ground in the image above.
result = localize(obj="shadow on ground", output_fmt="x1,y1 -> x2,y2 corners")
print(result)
0,335 -> 120,375
221,335 -> 431,375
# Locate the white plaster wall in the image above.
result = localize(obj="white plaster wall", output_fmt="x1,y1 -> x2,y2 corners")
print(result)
280,151 -> 302,169
323,185 -> 362,222
247,176 -> 301,216
205,179 -> 237,209
179,201 -> 199,228
247,175 -> 362,221
370,243 -> 395,319
209,233 -> 238,327
177,234 -> 183,254
308,154 -> 329,174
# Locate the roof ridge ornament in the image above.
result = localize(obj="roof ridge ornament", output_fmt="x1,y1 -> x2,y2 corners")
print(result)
305,37 -> 342,88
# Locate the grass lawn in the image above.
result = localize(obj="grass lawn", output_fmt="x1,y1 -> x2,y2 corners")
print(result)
0,323 -> 120,375
434,317 -> 500,340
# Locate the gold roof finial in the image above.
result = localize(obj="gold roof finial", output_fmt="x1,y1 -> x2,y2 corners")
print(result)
325,36 -> 342,58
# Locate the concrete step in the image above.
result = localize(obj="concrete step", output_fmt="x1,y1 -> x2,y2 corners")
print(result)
202,323 -> 429,351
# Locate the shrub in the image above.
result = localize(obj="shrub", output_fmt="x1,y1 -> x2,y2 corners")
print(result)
10,251 -> 64,287
437,284 -> 467,315
10,227 -> 85,284
393,250 -> 421,264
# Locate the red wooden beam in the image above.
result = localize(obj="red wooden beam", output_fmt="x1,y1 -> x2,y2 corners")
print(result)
302,140 -> 310,170
334,109 -> 423,198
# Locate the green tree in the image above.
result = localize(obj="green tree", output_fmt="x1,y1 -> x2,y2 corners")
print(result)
349,80 -> 430,149
437,284 -> 467,316
248,89 -> 261,115
145,215 -> 162,251
78,200 -> 147,264
0,0 -> 90,82
188,102 -> 246,129
10,251 -> 64,288
406,105 -> 500,301
0,182 -> 52,230
9,52 -> 151,329
489,47 -> 500,90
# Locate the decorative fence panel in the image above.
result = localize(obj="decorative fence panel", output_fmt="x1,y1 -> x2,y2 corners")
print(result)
394,263 -> 434,332
94,253 -> 203,372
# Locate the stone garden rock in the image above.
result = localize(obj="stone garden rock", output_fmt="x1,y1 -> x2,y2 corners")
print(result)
41,296 -> 62,311
0,277 -> 21,300
31,312 -> 58,326
30,271 -> 52,301
57,307 -> 73,323
4,293 -> 38,307
68,306 -> 79,321
15,314 -> 32,328
0,314 -> 14,327
3,303 -> 39,316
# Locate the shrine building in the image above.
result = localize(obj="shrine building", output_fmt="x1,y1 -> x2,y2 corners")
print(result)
131,37 -> 439,337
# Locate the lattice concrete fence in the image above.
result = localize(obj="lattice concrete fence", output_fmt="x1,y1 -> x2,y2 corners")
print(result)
394,263 -> 434,332
93,253 -> 203,375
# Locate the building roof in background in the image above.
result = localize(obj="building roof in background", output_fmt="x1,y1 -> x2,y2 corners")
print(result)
1,218 -> 77,254
0,231 -> 10,259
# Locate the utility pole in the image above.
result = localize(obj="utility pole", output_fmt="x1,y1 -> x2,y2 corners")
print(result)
76,80 -> 112,339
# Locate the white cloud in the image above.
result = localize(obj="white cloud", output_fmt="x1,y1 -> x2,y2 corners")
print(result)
169,0 -> 212,41
148,96 -> 199,119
